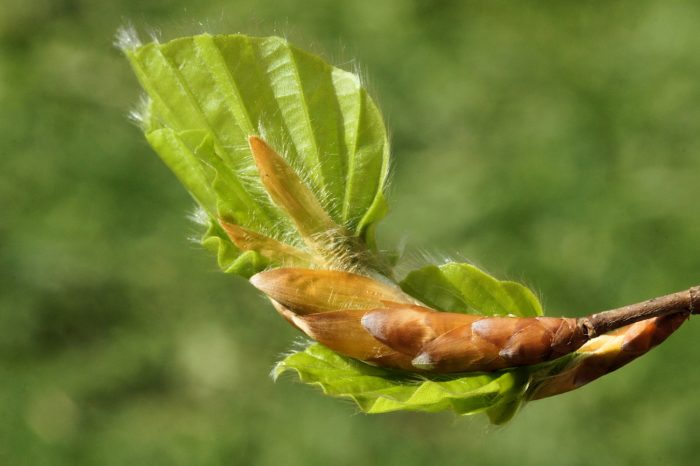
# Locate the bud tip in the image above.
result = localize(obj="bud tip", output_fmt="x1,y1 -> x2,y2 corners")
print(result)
360,311 -> 386,339
249,271 -> 266,291
412,352 -> 435,370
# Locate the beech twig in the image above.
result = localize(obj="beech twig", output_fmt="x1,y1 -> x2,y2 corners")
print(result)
578,286 -> 700,338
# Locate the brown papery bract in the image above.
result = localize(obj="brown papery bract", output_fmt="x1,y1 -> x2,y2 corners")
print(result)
360,306 -> 587,372
270,300 -> 416,370
411,316 -> 586,372
529,312 -> 689,400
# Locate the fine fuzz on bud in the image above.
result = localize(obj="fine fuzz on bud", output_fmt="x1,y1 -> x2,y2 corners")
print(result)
248,136 -> 339,240
219,219 -> 317,267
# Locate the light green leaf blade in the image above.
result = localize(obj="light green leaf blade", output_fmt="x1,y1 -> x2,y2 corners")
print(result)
274,343 -> 528,416
400,262 -> 543,317
124,33 -> 390,276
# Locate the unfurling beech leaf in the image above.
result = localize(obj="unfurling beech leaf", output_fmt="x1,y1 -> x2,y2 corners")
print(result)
124,33 -> 390,277
124,31 -> 696,423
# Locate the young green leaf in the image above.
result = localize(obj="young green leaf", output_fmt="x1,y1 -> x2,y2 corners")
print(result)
273,342 -> 528,415
400,263 -> 543,317
123,33 -> 390,277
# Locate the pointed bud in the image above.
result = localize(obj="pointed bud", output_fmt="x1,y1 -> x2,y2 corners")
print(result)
249,136 -> 338,240
250,268 -> 414,315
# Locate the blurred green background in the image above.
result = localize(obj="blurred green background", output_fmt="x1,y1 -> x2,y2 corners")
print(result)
2,1 -> 700,464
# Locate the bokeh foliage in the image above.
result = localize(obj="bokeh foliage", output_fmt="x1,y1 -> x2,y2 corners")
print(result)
2,1 -> 700,465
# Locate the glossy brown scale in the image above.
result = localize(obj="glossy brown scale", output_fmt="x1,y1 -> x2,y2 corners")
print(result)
362,307 -> 587,372
268,300 -> 416,370
360,304 -> 476,356
529,312 -> 688,400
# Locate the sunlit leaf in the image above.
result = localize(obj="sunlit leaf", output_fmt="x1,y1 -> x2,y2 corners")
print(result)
124,34 -> 390,277
400,263 -> 543,317
274,342 -> 528,415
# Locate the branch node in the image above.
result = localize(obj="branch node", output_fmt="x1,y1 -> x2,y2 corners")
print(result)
577,317 -> 596,339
